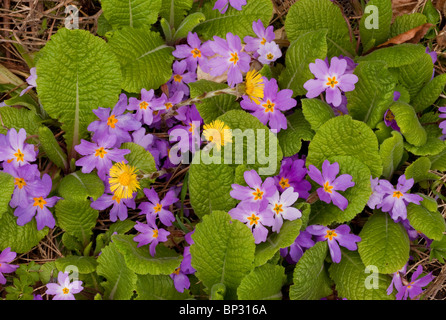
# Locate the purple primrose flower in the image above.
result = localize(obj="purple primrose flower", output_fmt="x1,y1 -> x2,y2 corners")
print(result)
0,128 -> 37,168
138,187 -> 179,227
266,187 -> 301,233
244,19 -> 275,55
133,215 -> 170,257
45,271 -> 83,300
274,157 -> 311,199
0,247 -> 19,284
230,169 -> 277,207
213,0 -> 247,14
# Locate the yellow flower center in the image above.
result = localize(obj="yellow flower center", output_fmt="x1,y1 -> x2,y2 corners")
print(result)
260,37 -> 267,45
173,74 -> 183,83
14,177 -> 26,189
33,197 -> 47,209
324,230 -> 338,241
266,53 -> 274,60
393,191 -> 403,199
385,110 -> 395,122
273,203 -> 283,215
62,287 -> 70,295
229,52 -> 239,65
9,148 -> 25,163
191,48 -> 202,58
247,213 -> 260,226
279,177 -> 290,189
173,267 -> 181,275
323,181 -> 333,194
107,115 -> 118,128
252,188 -> 264,201
153,229 -> 159,239
94,147 -> 108,159
244,70 -> 264,105
139,101 -> 149,110
112,194 -> 121,204
154,203 -> 162,213
326,76 -> 339,88
165,103 -> 173,110
262,99 -> 275,113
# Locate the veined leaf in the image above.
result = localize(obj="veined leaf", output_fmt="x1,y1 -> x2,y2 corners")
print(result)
0,172 -> 14,220
57,171 -> 105,202
359,0 -> 392,51
101,0 -> 162,29
136,274 -> 191,300
38,126 -> 68,169
277,109 -> 314,158
237,264 -> 286,300
160,0 -> 193,29
390,102 -> 427,147
379,131 -> 404,180
407,202 -> 445,241
36,28 -> 122,154
301,98 -> 335,132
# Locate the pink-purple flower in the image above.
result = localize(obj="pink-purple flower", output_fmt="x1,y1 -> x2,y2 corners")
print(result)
170,231 -> 196,293
229,200 -> 274,244
266,187 -> 301,233
387,264 -> 434,300
138,187 -> 179,227
306,224 -> 361,263
257,41 -> 282,65
240,77 -> 296,132
128,88 -> 165,126
205,33 -> 251,87
133,215 -> 170,257
274,157 -> 311,199
0,247 -> 19,284
230,169 -> 277,207
438,106 -> 446,135
307,159 -> 355,211
213,0 -> 246,14
2,162 -> 41,209
0,128 -> 37,168
304,57 -> 359,107
280,230 -> 315,264
172,32 -> 213,73
20,67 -> 37,96
45,271 -> 83,300
167,60 -> 196,96
244,19 -> 275,56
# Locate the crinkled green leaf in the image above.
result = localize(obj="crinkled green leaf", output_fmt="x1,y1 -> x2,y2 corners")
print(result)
0,208 -> 48,254
306,115 -> 382,178
359,0 -> 392,51
0,106 -> 41,138
135,274 -> 191,300
412,73 -> 446,113
430,235 -> 446,263
107,27 -> 174,93
389,13 -> 427,38
358,212 -> 410,274
0,172 -> 14,220
428,148 -> 446,171
285,0 -> 355,57
188,80 -> 239,123
101,0 -> 162,29
308,156 -> 372,226
120,142 -> 156,174
289,241 -> 332,300
112,234 -> 182,275
173,12 -> 206,41
407,202 -> 445,241
390,102 -> 427,147
57,171 -> 105,201
277,109 -> 314,158
193,0 -> 273,40
345,61 -> 396,128
358,43 -> 427,68
301,98 -> 335,132
329,249 -> 394,300
379,131 -> 404,180
237,264 -> 285,300
55,199 -> 98,244
404,156 -> 438,183
404,124 -> 446,156
38,126 -> 68,169
374,121 -> 393,144
278,29 -> 328,96
160,0 -> 193,29
254,219 -> 302,267
190,211 -> 255,300
55,256 -> 98,274
36,28 -> 122,153
97,241 -> 137,300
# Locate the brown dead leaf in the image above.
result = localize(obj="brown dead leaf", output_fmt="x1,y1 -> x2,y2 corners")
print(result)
377,22 -> 433,48
392,0 -> 419,17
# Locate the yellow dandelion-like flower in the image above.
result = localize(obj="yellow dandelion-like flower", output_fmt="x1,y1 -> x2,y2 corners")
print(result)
202,120 -> 232,150
109,162 -> 140,199
244,69 -> 264,105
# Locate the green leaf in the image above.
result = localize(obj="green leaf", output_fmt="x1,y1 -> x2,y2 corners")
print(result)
159,0 -> 193,29
412,74 -> 446,112
55,199 -> 98,244
0,208 -> 48,254
277,110 -> 314,158
379,131 -> 404,180
188,80 -> 239,124
0,106 -> 41,138
358,43 -> 427,68
190,211 -> 256,300
389,13 -> 427,38
308,156 -> 372,226
211,283 -> 226,300
254,219 -> 302,267
404,124 -> 446,156
38,126 -> 68,169
237,264 -> 286,300
289,241 -> 332,300
374,121 -> 393,144
430,235 -> 446,263
358,212 -> 410,274
404,157 -> 438,183
57,171 -> 105,201
135,274 -> 191,300
345,61 -> 396,128
0,172 -> 14,219
189,154 -> 238,218
55,256 -> 98,274
120,142 -> 156,174
407,203 -> 445,241
278,29 -> 328,96
97,241 -> 137,300
284,0 -> 355,57
107,27 -> 174,93
306,115 -> 382,177
428,148 -> 446,171
359,0 -> 392,51
193,0 -> 273,40
36,28 -> 122,153
301,98 -> 335,132
112,234 -> 182,275
101,0 -> 162,29
329,249 -> 394,300
390,102 -> 427,147
173,12 -> 205,41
